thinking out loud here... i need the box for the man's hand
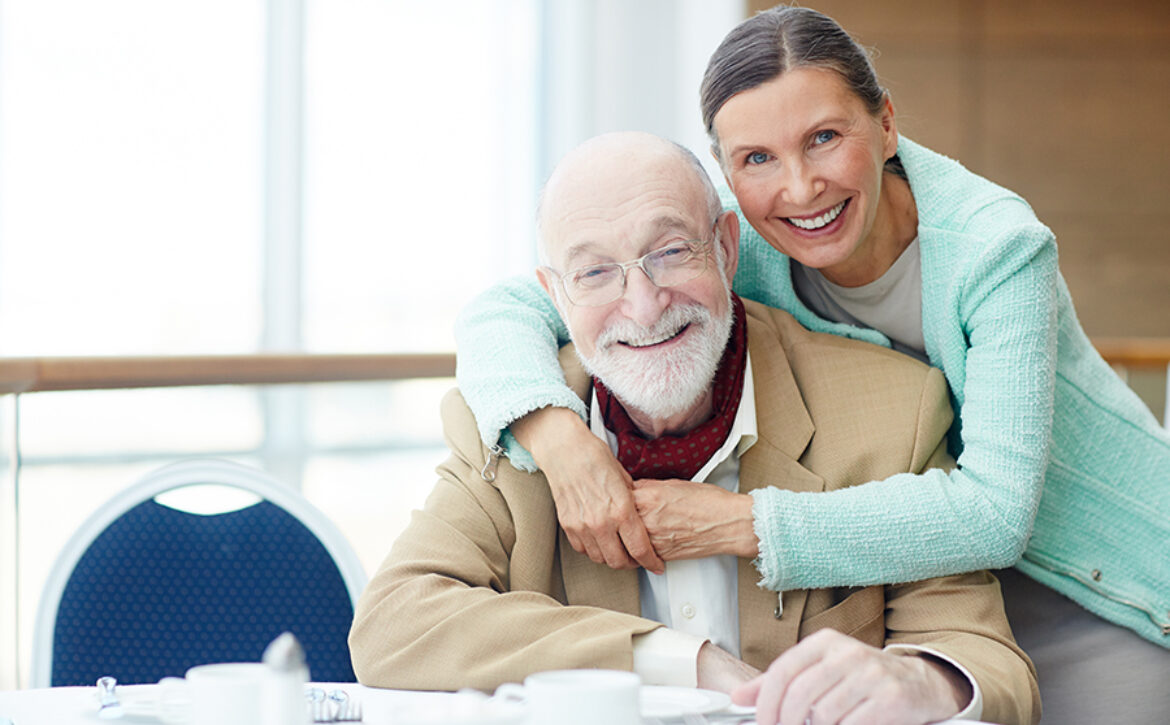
[632,479,758,560]
[732,629,970,725]
[698,642,762,693]
[512,407,665,574]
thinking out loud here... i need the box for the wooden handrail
[0,353,455,395]
[1091,338,1170,370]
[0,338,1166,395]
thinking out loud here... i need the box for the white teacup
[157,662,307,725]
[495,669,641,725]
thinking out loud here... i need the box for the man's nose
[780,160,826,207]
[618,266,670,327]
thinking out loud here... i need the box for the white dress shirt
[587,353,983,720]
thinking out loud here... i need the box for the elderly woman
[454,5,1170,723]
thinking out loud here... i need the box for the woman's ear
[879,95,899,160]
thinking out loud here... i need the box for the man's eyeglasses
[548,231,717,307]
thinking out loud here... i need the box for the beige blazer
[350,300,1039,724]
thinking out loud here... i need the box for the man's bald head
[537,132,722,266]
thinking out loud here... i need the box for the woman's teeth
[786,200,846,230]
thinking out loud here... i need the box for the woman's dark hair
[700,5,902,175]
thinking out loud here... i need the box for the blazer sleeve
[453,275,580,472]
[348,390,661,692]
[883,570,1042,725]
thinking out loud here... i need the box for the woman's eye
[746,151,769,165]
[812,130,837,145]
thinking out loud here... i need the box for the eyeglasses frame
[544,220,723,307]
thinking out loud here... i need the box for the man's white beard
[576,295,734,421]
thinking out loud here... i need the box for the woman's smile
[783,198,849,233]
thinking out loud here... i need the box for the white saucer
[640,686,732,719]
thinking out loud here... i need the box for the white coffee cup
[495,669,641,725]
[157,662,308,725]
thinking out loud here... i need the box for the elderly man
[349,132,1038,725]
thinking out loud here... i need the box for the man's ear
[716,210,740,283]
[535,266,567,319]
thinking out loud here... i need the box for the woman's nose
[780,161,825,207]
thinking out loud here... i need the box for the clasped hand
[513,407,757,572]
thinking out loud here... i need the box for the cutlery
[330,689,363,722]
[95,676,124,720]
[307,686,332,722]
[675,714,753,724]
[337,697,363,722]
[306,688,363,723]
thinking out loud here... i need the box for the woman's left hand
[631,479,758,560]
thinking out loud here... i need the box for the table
[0,682,471,725]
[0,682,998,724]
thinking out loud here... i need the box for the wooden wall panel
[743,1,1170,338]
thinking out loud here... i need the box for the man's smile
[617,322,692,350]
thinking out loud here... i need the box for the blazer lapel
[737,313,825,666]
[559,530,642,616]
[556,347,638,612]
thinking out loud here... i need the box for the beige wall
[745,0,1170,339]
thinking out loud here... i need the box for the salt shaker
[262,631,311,725]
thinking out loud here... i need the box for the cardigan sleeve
[751,218,1058,590]
[453,274,580,471]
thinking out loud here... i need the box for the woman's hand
[631,479,758,560]
[512,407,665,574]
[732,629,970,725]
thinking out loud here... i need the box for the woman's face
[712,67,899,286]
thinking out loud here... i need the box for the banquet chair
[30,458,367,687]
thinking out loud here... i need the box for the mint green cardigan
[454,137,1170,646]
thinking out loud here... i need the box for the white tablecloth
[0,682,1000,724]
[0,682,465,725]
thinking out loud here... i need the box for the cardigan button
[1091,569,1102,581]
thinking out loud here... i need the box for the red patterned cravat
[594,295,747,480]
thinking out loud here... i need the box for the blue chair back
[32,459,367,687]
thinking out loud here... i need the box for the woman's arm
[454,275,664,572]
[454,275,578,468]
[752,224,1058,590]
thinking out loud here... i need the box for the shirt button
[680,603,696,619]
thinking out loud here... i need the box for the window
[0,0,745,688]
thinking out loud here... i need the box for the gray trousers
[996,567,1170,724]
